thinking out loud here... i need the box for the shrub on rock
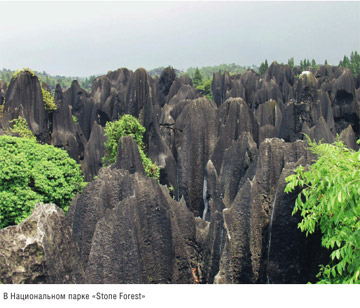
[0,135,85,228]
[103,114,160,180]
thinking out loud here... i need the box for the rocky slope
[0,62,358,283]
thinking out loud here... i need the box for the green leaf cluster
[195,78,213,101]
[339,51,360,77]
[259,60,269,75]
[12,68,35,79]
[288,57,295,68]
[193,68,203,88]
[191,68,213,101]
[300,59,319,71]
[41,85,57,112]
[102,115,160,180]
[8,116,36,140]
[0,135,86,229]
[285,136,360,284]
[72,115,78,123]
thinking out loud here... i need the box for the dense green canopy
[0,135,86,228]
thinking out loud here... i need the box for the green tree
[340,55,351,68]
[285,137,360,284]
[195,78,213,101]
[0,135,86,228]
[349,51,360,76]
[193,67,203,88]
[259,59,269,75]
[288,57,295,68]
[102,114,160,180]
[311,59,319,70]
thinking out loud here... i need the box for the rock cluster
[0,62,359,283]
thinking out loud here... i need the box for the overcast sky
[1,1,359,77]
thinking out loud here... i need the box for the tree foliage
[285,137,360,284]
[259,59,269,75]
[102,114,160,180]
[0,135,86,229]
[186,63,247,80]
[195,78,213,101]
[12,68,35,79]
[8,116,36,140]
[193,68,203,88]
[339,51,360,77]
[41,84,57,112]
[300,58,319,71]
[288,57,295,68]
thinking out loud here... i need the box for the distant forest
[1,51,359,93]
[0,69,96,91]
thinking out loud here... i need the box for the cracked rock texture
[0,203,83,284]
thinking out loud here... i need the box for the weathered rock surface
[82,121,107,181]
[265,162,328,284]
[68,167,198,284]
[66,137,199,283]
[2,62,359,285]
[51,84,83,161]
[219,132,258,207]
[0,203,83,284]
[174,97,218,217]
[211,97,259,174]
[2,71,50,142]
[215,138,320,283]
[0,80,7,106]
[63,80,96,141]
[112,135,145,175]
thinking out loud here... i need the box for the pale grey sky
[1,1,359,77]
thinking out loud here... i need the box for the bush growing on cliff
[102,114,160,180]
[8,116,36,140]
[285,137,360,284]
[41,84,57,112]
[12,68,35,79]
[0,135,86,229]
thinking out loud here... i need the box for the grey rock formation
[51,84,82,161]
[0,203,83,284]
[0,80,6,105]
[82,121,107,181]
[63,80,96,140]
[2,63,359,285]
[68,167,198,284]
[156,66,177,107]
[197,161,227,283]
[219,132,258,207]
[215,138,317,283]
[174,97,218,216]
[2,71,50,142]
[302,116,335,144]
[211,97,259,174]
[265,161,328,283]
[112,135,145,175]
[331,69,358,134]
[339,124,359,150]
